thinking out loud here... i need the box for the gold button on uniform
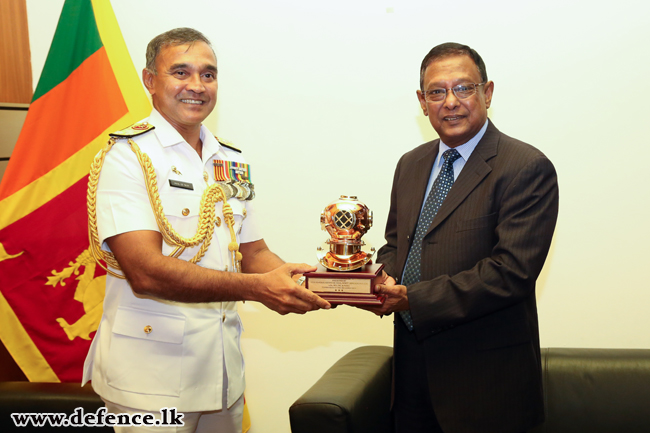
[203,171,209,182]
[182,208,190,216]
[144,325,153,334]
[222,313,226,322]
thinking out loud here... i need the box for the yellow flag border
[0,291,60,382]
[0,0,150,381]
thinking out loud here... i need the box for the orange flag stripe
[0,46,127,200]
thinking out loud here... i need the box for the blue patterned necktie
[399,148,462,331]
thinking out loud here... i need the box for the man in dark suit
[361,43,558,433]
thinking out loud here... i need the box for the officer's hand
[257,263,330,315]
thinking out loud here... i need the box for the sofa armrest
[289,345,393,433]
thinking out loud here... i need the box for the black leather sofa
[289,346,650,433]
[0,382,111,432]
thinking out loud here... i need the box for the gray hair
[145,27,214,74]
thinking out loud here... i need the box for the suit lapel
[405,141,439,239]
[425,121,500,236]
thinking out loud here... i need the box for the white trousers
[101,361,243,433]
[102,395,244,433]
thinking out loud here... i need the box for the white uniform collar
[149,109,221,160]
[199,125,220,161]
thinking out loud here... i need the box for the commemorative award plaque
[304,195,385,305]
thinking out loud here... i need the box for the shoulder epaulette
[216,136,242,153]
[109,121,155,138]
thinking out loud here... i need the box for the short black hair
[146,28,214,74]
[419,43,487,90]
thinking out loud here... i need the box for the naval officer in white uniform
[83,27,330,433]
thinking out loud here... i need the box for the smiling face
[143,41,217,134]
[417,54,493,148]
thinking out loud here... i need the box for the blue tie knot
[443,148,461,166]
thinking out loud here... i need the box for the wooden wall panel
[0,103,29,184]
[0,0,31,379]
[0,0,33,104]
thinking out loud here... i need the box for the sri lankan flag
[0,0,149,382]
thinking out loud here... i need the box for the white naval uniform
[82,109,261,413]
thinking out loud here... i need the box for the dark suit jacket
[377,120,558,433]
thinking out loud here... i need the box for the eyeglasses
[422,83,485,103]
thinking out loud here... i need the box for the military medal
[213,160,251,182]
[213,160,255,200]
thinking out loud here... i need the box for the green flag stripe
[32,0,103,102]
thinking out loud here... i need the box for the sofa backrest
[289,346,650,433]
[529,348,650,433]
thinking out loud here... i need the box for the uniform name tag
[169,180,193,190]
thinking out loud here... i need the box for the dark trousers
[393,315,445,433]
[393,316,527,433]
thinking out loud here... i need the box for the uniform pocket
[106,307,185,397]
[162,190,202,218]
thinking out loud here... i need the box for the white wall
[26,0,650,431]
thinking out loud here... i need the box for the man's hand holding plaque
[304,195,386,305]
[357,274,414,316]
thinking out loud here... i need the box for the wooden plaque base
[304,263,385,305]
